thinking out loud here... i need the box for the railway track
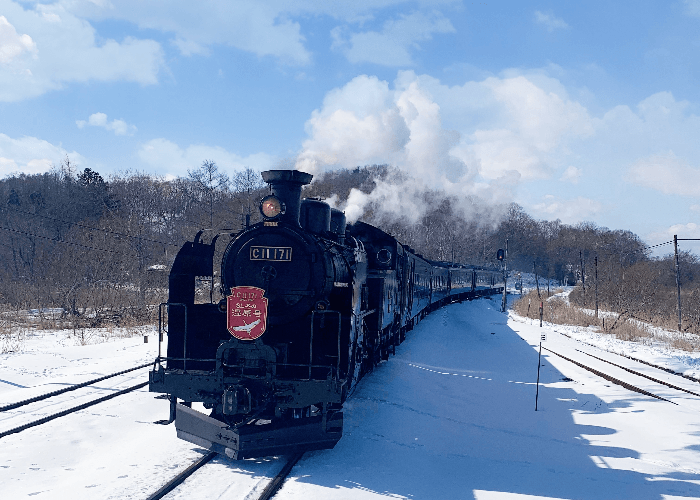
[541,343,700,408]
[145,450,305,500]
[553,327,700,384]
[0,363,151,439]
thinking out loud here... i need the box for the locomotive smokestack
[261,170,313,227]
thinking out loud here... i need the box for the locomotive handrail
[154,358,337,379]
[159,302,189,372]
[311,310,342,379]
[219,360,337,381]
[155,357,218,364]
[219,361,336,371]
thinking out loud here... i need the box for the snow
[3,297,700,499]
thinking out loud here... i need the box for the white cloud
[1,1,463,100]
[534,11,569,32]
[63,0,460,63]
[61,0,311,65]
[530,194,603,224]
[297,71,594,182]
[0,2,164,101]
[684,0,700,17]
[76,112,137,136]
[654,223,700,239]
[628,153,700,196]
[0,133,84,176]
[137,138,276,178]
[331,11,455,66]
[560,166,581,184]
[432,72,594,180]
[596,92,700,156]
[0,15,37,64]
[295,75,409,174]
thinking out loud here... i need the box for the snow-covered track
[257,451,305,500]
[144,451,303,500]
[0,362,152,412]
[575,348,700,398]
[542,346,677,404]
[144,451,217,500]
[0,380,148,439]
[554,328,700,384]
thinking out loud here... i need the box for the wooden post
[535,339,543,411]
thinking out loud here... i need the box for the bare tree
[232,167,265,226]
[188,160,229,227]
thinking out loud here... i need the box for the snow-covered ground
[3,297,700,499]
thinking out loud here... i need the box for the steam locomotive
[149,169,504,459]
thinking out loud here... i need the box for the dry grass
[0,303,151,352]
[0,309,27,353]
[512,290,678,347]
[513,291,599,328]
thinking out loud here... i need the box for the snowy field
[3,297,700,499]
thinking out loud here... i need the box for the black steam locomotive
[149,169,503,459]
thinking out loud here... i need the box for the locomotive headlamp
[260,195,285,219]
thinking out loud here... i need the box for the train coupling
[174,403,343,459]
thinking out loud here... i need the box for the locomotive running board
[174,403,342,460]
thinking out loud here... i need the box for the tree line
[1,161,697,333]
[0,158,266,327]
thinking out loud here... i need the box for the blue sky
[1,0,700,254]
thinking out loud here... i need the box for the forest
[1,159,698,335]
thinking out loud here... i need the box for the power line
[3,206,180,248]
[0,225,137,256]
[644,240,673,250]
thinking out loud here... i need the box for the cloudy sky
[1,0,700,252]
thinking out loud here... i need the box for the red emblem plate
[227,286,268,340]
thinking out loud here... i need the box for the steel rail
[257,451,305,500]
[542,347,677,404]
[0,362,152,412]
[0,381,148,440]
[144,451,218,500]
[143,451,304,500]
[552,327,700,384]
[576,349,700,398]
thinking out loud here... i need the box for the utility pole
[580,250,585,305]
[674,235,682,331]
[501,239,508,313]
[594,255,599,318]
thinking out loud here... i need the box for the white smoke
[294,72,520,224]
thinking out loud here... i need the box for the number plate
[250,246,292,261]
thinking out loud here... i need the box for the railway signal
[497,241,508,312]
